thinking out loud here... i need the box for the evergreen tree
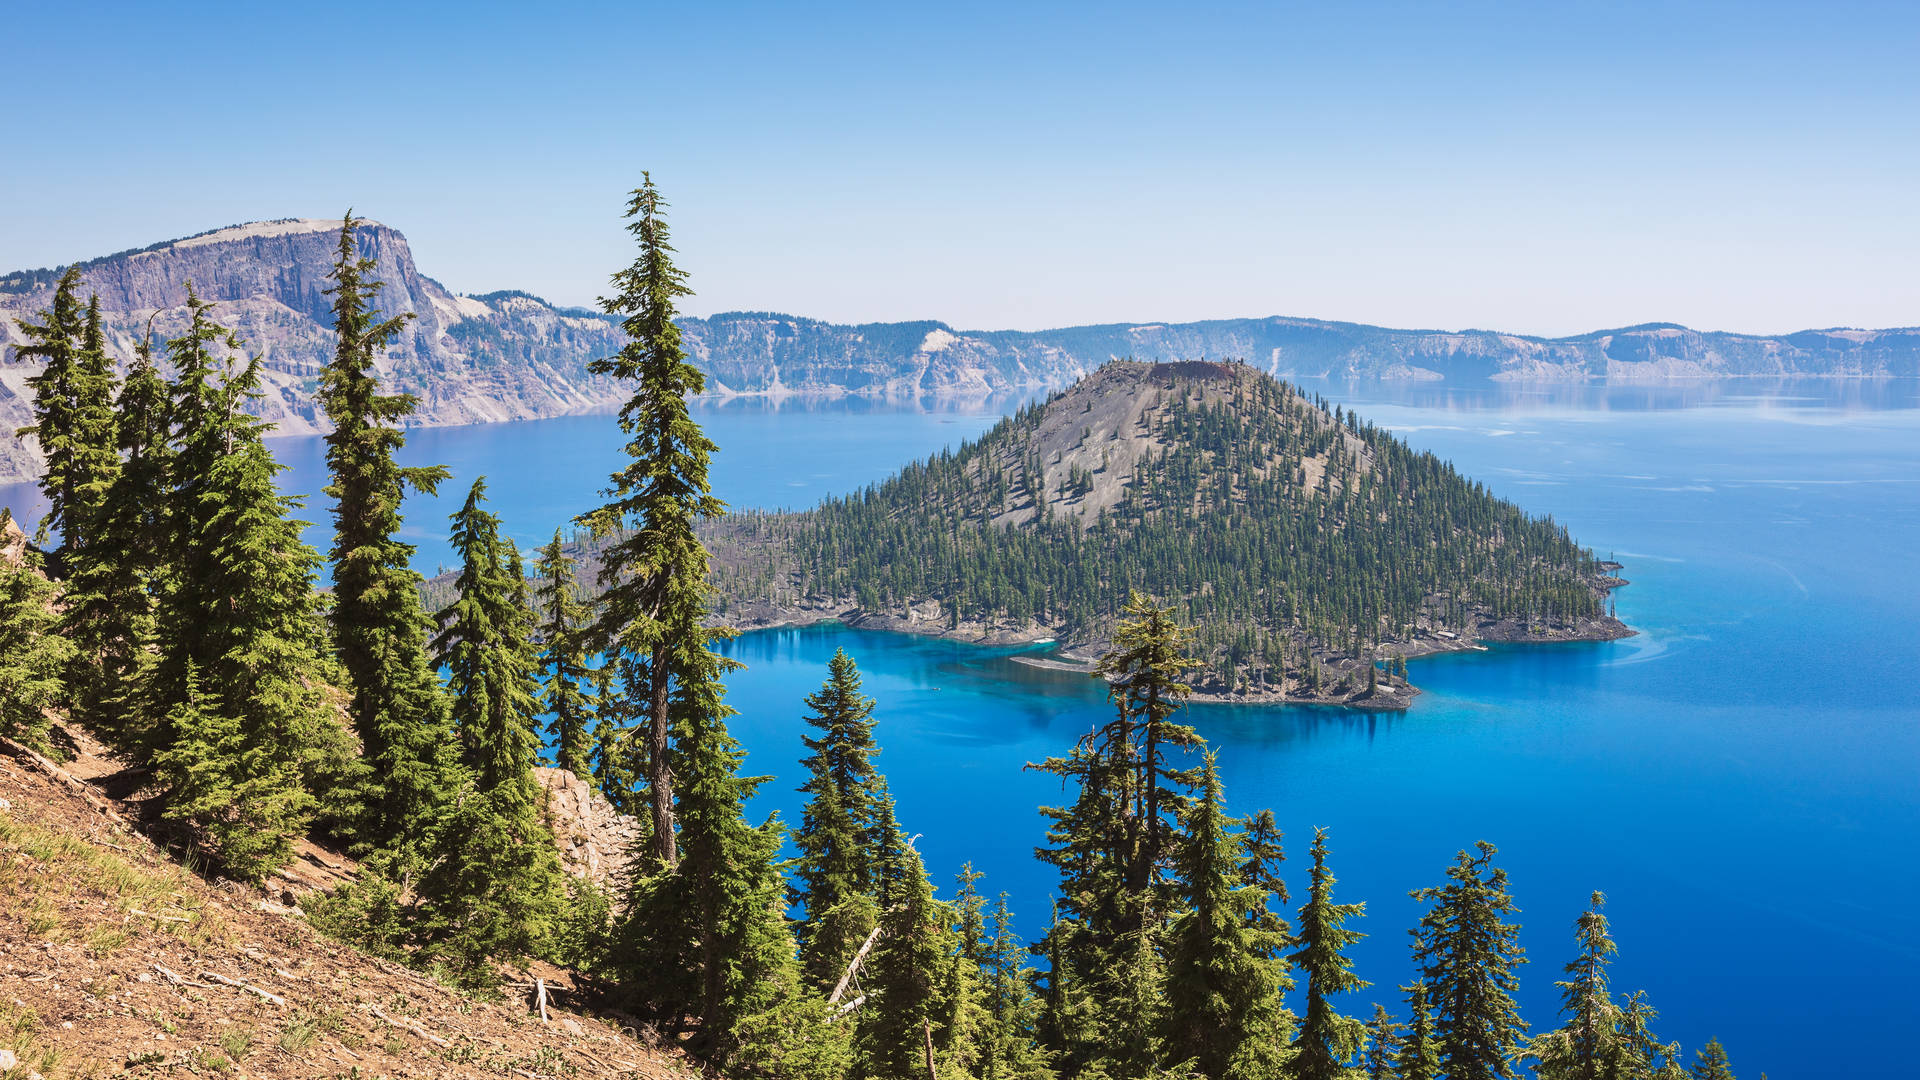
[1162,754,1290,1080]
[616,644,798,1065]
[1408,843,1528,1080]
[155,294,346,881]
[414,779,567,987]
[535,529,594,777]
[0,534,73,750]
[1527,892,1622,1080]
[72,325,167,744]
[1689,1040,1735,1080]
[433,479,543,790]
[1361,1005,1402,1080]
[980,893,1055,1080]
[50,296,123,727]
[13,268,85,553]
[1616,992,1685,1080]
[1395,985,1440,1080]
[855,842,952,1080]
[1288,828,1368,1080]
[153,663,307,881]
[577,174,727,869]
[419,479,565,983]
[1032,591,1203,1074]
[793,647,886,991]
[319,214,455,863]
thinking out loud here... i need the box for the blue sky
[5,1,1916,335]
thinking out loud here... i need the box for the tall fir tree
[155,293,348,880]
[577,174,727,869]
[1288,828,1369,1080]
[535,528,595,777]
[1616,992,1686,1080]
[619,649,804,1064]
[1032,591,1204,1075]
[793,647,886,991]
[418,479,566,982]
[319,214,455,864]
[433,480,543,790]
[72,325,167,744]
[1408,843,1528,1080]
[855,841,953,1080]
[13,268,86,554]
[1527,892,1623,1080]
[49,296,123,692]
[1162,753,1291,1080]
[1396,984,1440,1080]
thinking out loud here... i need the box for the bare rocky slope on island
[5,216,1917,484]
[702,360,1631,708]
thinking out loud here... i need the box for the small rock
[0,1049,17,1070]
[0,796,11,811]
[561,1017,583,1036]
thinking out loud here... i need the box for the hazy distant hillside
[4,217,1915,483]
[680,311,1920,394]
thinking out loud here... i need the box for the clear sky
[5,1,1915,335]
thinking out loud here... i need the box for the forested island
[701,360,1631,706]
[0,184,1745,1080]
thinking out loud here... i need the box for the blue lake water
[3,379,1915,1077]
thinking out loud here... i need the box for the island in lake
[697,360,1632,707]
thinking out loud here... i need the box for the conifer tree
[1288,828,1368,1080]
[577,174,727,869]
[419,479,566,983]
[319,214,455,862]
[855,842,952,1080]
[1396,985,1440,1080]
[620,654,801,1062]
[1162,754,1290,1080]
[433,480,543,790]
[1689,1040,1735,1080]
[72,326,166,743]
[64,295,120,551]
[794,647,886,990]
[153,659,314,880]
[14,268,86,554]
[156,295,346,881]
[1408,843,1528,1080]
[0,534,72,750]
[1032,591,1204,1076]
[1527,892,1622,1080]
[1362,1005,1402,1080]
[980,893,1055,1080]
[1616,992,1685,1080]
[535,529,594,777]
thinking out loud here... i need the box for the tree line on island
[0,180,1745,1079]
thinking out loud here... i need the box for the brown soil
[0,727,697,1080]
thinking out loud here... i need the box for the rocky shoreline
[711,568,1634,712]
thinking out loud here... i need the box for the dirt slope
[0,729,693,1080]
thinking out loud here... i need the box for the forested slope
[707,360,1629,703]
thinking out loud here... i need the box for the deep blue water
[3,380,1915,1078]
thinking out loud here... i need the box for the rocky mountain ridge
[4,217,1915,484]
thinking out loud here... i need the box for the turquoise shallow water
[4,379,1915,1077]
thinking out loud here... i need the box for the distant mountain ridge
[3,217,1915,483]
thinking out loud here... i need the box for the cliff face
[4,217,1915,484]
[0,219,630,482]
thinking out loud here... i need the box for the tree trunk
[648,641,676,867]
